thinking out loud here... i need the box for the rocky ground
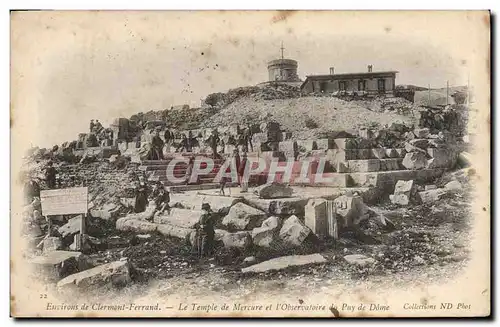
[48,180,471,303]
[204,96,418,139]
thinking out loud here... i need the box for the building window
[358,80,367,91]
[378,79,386,92]
[339,81,347,91]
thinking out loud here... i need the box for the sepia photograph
[10,10,491,318]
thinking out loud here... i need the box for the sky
[11,11,488,148]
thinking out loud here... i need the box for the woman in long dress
[134,176,149,213]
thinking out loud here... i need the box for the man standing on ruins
[193,203,215,258]
[177,134,188,152]
[239,152,249,193]
[164,128,174,153]
[44,161,57,189]
[209,129,220,158]
[94,120,103,133]
[150,130,165,160]
[244,127,253,152]
[232,149,241,186]
[89,119,95,133]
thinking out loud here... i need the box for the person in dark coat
[24,179,40,205]
[153,184,170,215]
[232,149,241,186]
[134,176,149,213]
[176,134,188,152]
[89,120,95,132]
[185,155,196,185]
[192,203,215,258]
[150,130,165,160]
[209,129,220,158]
[44,162,57,189]
[238,152,249,193]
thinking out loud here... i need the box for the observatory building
[267,42,301,82]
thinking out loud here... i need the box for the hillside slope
[202,96,418,137]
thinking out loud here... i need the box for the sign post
[40,187,89,251]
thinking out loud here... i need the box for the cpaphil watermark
[161,156,333,185]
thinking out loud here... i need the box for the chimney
[329,67,335,75]
[368,65,373,73]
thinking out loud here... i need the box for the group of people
[147,124,254,161]
[133,175,171,216]
[132,174,215,258]
[89,119,103,134]
[88,119,114,147]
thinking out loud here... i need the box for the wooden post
[327,200,338,240]
[446,80,449,105]
[428,84,431,105]
[79,213,87,250]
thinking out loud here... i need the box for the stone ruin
[23,108,471,289]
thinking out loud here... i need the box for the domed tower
[267,42,300,82]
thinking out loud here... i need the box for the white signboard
[40,187,88,216]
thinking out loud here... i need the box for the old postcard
[10,10,490,318]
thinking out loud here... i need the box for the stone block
[279,215,312,246]
[389,194,410,206]
[304,198,328,238]
[278,141,298,159]
[241,254,327,273]
[337,162,349,173]
[304,173,348,187]
[413,128,430,138]
[395,148,407,157]
[43,237,63,253]
[457,152,472,168]
[394,180,415,196]
[154,208,201,229]
[371,148,386,159]
[445,180,462,191]
[244,197,308,216]
[30,251,87,281]
[402,152,427,170]
[357,149,373,159]
[157,224,194,240]
[426,148,456,169]
[344,254,376,267]
[90,203,122,221]
[116,217,158,233]
[296,140,317,152]
[57,260,132,291]
[255,183,293,199]
[333,138,357,149]
[222,231,252,249]
[222,202,267,230]
[409,139,430,149]
[127,141,138,149]
[417,189,447,204]
[251,216,281,247]
[333,195,368,227]
[380,158,402,171]
[348,159,381,172]
[384,148,399,158]
[58,215,82,240]
[316,139,334,150]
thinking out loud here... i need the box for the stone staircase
[139,134,451,193]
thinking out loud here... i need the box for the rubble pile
[204,83,301,109]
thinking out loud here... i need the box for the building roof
[301,71,399,89]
